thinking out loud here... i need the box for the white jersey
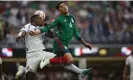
[18,23,56,73]
[126,55,133,78]
[19,23,45,52]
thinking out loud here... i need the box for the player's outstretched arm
[72,15,92,50]
[40,18,60,33]
[80,39,92,50]
[74,25,92,50]
[74,32,92,50]
[123,65,128,80]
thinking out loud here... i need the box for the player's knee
[65,57,74,64]
[68,58,74,64]
[64,53,74,64]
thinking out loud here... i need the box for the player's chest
[129,58,133,65]
[60,17,75,29]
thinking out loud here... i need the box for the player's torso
[127,56,133,75]
[56,14,75,45]
[24,23,45,52]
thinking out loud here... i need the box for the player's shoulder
[23,23,31,28]
[127,55,133,60]
[69,14,75,18]
[57,14,62,19]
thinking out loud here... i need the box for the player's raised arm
[30,18,60,36]
[40,18,60,33]
[16,27,27,42]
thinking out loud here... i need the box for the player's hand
[29,30,36,36]
[16,36,21,43]
[29,30,41,36]
[84,43,92,50]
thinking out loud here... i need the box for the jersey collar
[61,13,70,16]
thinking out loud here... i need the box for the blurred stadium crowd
[0,1,133,48]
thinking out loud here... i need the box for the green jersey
[40,14,81,46]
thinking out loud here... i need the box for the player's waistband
[26,49,47,53]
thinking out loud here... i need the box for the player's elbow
[75,36,81,41]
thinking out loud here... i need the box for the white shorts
[130,75,133,80]
[25,50,56,73]
[130,77,133,80]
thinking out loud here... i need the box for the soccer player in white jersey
[16,14,57,80]
[15,10,46,80]
[123,52,133,80]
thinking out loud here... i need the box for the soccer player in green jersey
[30,2,92,79]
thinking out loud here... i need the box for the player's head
[34,10,45,20]
[30,14,44,26]
[56,2,68,14]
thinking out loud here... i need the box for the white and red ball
[34,10,45,20]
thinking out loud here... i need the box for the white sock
[63,64,83,74]
[17,65,25,75]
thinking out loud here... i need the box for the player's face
[35,16,44,26]
[59,3,68,14]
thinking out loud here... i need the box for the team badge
[71,18,74,23]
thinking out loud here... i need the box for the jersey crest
[71,18,74,23]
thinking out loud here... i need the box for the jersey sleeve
[40,17,60,33]
[20,25,29,32]
[18,26,29,36]
[72,16,81,41]
[126,57,129,65]
[74,25,81,41]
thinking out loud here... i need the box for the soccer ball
[34,10,45,20]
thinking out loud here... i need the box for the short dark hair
[30,14,39,22]
[56,2,64,10]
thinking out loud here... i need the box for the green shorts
[53,38,69,57]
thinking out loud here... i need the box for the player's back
[21,23,45,52]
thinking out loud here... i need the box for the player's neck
[31,22,37,27]
[63,12,69,16]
